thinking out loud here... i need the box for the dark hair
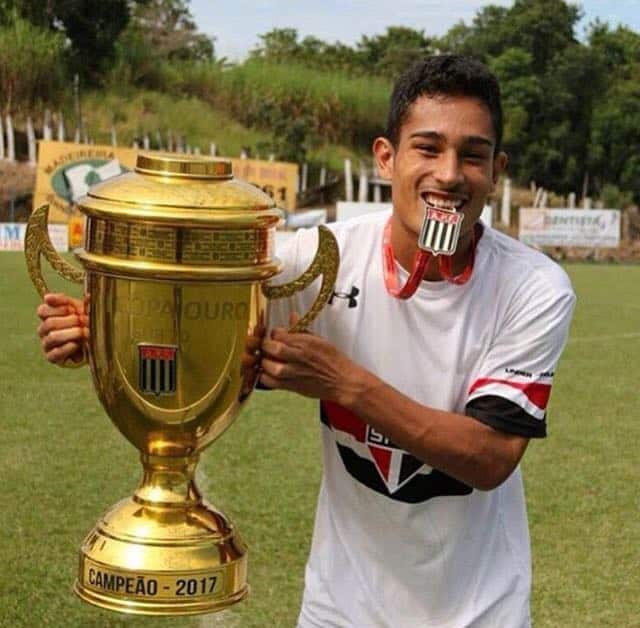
[386,54,503,153]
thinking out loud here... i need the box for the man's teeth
[424,195,464,210]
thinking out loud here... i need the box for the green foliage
[3,0,131,85]
[3,0,639,200]
[599,184,634,209]
[0,15,67,113]
[153,58,390,156]
[251,26,433,78]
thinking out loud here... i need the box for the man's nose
[434,151,464,188]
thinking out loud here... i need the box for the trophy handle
[25,204,87,368]
[262,225,339,332]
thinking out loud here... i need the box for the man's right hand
[37,293,89,365]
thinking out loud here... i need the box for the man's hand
[37,292,89,365]
[260,315,367,406]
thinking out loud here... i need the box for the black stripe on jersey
[465,395,547,438]
[335,443,472,503]
[321,405,472,503]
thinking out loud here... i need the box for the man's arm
[260,328,528,491]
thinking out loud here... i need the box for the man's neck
[390,215,476,282]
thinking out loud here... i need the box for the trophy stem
[73,452,248,615]
[134,453,202,508]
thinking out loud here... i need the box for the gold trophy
[24,154,339,616]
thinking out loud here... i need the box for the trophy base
[74,495,248,616]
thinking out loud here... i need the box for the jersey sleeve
[465,268,576,438]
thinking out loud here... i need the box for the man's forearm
[338,367,528,491]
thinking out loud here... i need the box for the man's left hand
[259,317,366,406]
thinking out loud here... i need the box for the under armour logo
[329,285,359,308]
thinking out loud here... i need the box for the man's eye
[416,144,438,154]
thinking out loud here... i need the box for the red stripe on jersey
[322,401,367,442]
[369,446,391,481]
[469,378,552,411]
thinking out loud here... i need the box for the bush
[153,59,390,155]
[0,16,67,113]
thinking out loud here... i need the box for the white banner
[519,208,620,248]
[0,223,69,252]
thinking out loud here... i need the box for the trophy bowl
[24,153,338,616]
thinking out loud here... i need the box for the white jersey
[268,211,575,628]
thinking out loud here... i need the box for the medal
[382,206,480,299]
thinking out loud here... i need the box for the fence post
[5,114,15,162]
[194,146,201,155]
[301,163,308,192]
[0,115,5,160]
[540,190,548,208]
[111,125,117,147]
[74,127,81,143]
[210,142,217,156]
[43,109,52,141]
[568,192,576,209]
[358,163,368,202]
[57,111,65,141]
[167,130,173,152]
[344,158,353,201]
[143,134,150,150]
[27,117,36,165]
[155,131,163,150]
[500,177,511,226]
[319,166,326,186]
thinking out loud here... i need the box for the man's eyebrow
[409,131,443,141]
[409,131,494,148]
[465,135,494,148]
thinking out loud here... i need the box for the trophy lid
[77,153,281,227]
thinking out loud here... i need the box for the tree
[355,27,434,76]
[131,0,214,62]
[251,28,300,62]
[2,0,131,84]
[0,15,67,113]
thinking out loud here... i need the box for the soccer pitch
[1,252,638,627]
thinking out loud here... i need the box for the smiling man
[36,55,576,628]
[260,55,576,627]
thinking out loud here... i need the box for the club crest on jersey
[138,344,177,396]
[366,426,424,494]
[418,207,464,256]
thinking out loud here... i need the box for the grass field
[1,252,639,627]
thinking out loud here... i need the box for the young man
[39,56,574,627]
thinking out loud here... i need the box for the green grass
[1,254,639,627]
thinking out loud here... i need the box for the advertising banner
[519,208,621,248]
[0,223,68,252]
[34,141,299,223]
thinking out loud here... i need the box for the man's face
[375,94,507,241]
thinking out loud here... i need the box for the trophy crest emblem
[138,344,178,396]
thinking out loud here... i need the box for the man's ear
[373,137,395,180]
[491,151,508,190]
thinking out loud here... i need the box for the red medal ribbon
[382,218,481,299]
